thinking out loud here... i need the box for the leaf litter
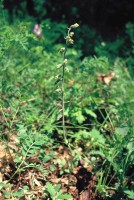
[0,137,97,199]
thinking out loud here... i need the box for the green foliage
[32,0,47,19]
[124,190,134,200]
[0,5,134,199]
[45,182,72,200]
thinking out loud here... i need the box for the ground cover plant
[0,1,134,199]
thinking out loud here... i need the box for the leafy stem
[8,141,36,182]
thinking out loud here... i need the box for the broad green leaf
[90,129,105,144]
[90,150,105,158]
[84,108,97,118]
[46,182,55,197]
[13,190,24,197]
[124,190,134,199]
[54,184,61,191]
[115,127,129,137]
[58,193,73,199]
[72,110,85,124]
[0,182,8,190]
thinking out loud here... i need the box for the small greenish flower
[57,114,62,120]
[59,47,65,53]
[70,23,79,29]
[63,59,68,64]
[55,74,60,79]
[56,88,62,92]
[101,42,106,47]
[65,67,69,72]
[65,36,74,44]
[68,38,74,44]
[56,64,62,69]
[69,32,74,37]
[55,75,59,79]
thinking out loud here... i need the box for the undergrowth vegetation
[0,1,134,199]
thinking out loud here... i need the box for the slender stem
[62,27,71,143]
[62,62,66,142]
[61,27,74,190]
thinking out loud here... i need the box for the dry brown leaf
[97,74,105,83]
[0,143,6,159]
[68,79,74,87]
[97,72,115,85]
[60,177,69,185]
[8,142,19,151]
[0,192,4,200]
[51,177,61,184]
[33,176,42,187]
[0,172,3,182]
[73,166,81,175]
[79,189,91,200]
[103,72,115,85]
[10,134,19,143]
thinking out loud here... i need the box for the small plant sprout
[55,23,79,144]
